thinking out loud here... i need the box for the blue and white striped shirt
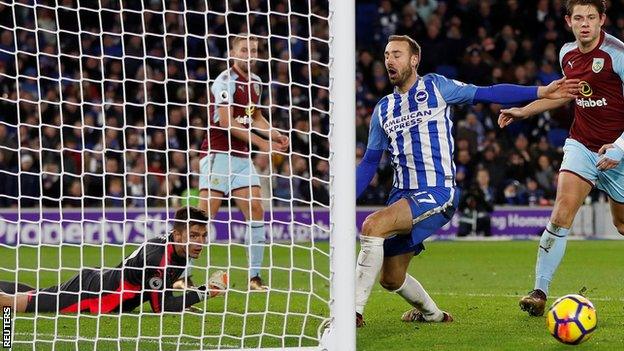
[367,73,477,189]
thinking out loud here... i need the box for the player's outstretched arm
[433,74,578,109]
[498,98,572,128]
[596,133,624,170]
[156,271,228,312]
[473,78,579,105]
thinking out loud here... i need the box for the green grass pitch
[1,240,623,350]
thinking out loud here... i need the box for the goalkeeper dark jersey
[23,235,201,314]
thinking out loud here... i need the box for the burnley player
[354,35,579,327]
[498,0,624,316]
[0,207,228,314]
[199,34,289,290]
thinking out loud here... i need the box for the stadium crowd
[0,0,623,210]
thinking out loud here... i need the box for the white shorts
[199,153,261,195]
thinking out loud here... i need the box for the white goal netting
[0,0,351,349]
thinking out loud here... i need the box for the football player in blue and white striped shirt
[354,35,579,327]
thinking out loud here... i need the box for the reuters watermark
[2,306,10,349]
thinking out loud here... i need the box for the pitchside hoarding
[0,207,596,245]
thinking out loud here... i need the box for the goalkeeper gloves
[195,270,228,301]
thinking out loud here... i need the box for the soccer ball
[546,294,597,345]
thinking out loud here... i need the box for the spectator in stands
[523,178,548,207]
[535,154,556,196]
[457,170,494,237]
[505,151,531,185]
[274,162,292,205]
[127,173,146,208]
[412,0,438,23]
[503,180,525,206]
[459,47,492,86]
[41,163,61,208]
[476,168,496,207]
[513,134,532,164]
[63,180,82,208]
[455,149,474,189]
[377,0,398,43]
[0,150,17,208]
[19,154,40,208]
[106,177,125,208]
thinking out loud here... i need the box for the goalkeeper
[0,207,227,314]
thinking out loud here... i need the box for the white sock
[355,236,384,315]
[394,274,443,322]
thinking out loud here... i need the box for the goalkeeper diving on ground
[0,207,227,314]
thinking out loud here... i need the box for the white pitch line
[430,291,624,302]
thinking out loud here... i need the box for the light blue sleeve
[366,102,389,151]
[559,42,576,72]
[211,74,236,104]
[428,73,478,105]
[608,49,624,83]
[601,35,624,83]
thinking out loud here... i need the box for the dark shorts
[25,269,101,313]
[383,186,459,257]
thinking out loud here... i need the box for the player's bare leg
[379,252,452,324]
[199,189,225,218]
[232,186,267,290]
[0,292,28,312]
[609,199,624,236]
[355,198,413,327]
[520,171,592,316]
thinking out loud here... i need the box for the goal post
[326,0,356,350]
[0,0,355,350]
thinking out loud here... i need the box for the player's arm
[217,106,274,152]
[251,109,289,152]
[432,74,578,107]
[356,102,388,198]
[596,132,624,171]
[473,77,579,104]
[596,46,624,170]
[497,98,572,128]
[430,73,578,126]
[151,273,228,313]
[157,289,202,312]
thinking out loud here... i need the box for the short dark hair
[566,0,606,15]
[172,207,208,231]
[230,34,259,49]
[387,35,421,56]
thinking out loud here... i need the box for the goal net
[0,0,354,349]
